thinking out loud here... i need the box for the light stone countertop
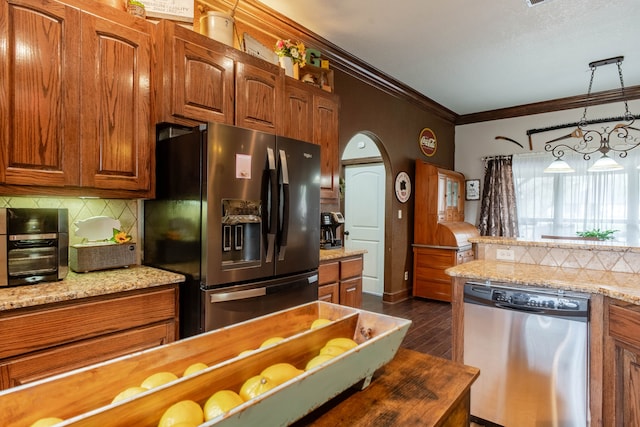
[469,236,640,253]
[0,265,185,311]
[446,260,640,304]
[320,248,367,261]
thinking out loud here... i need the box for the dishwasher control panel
[464,281,590,320]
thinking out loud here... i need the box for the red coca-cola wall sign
[418,128,437,157]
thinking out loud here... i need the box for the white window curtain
[512,151,640,245]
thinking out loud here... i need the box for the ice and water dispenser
[221,199,261,267]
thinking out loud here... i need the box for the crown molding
[201,1,640,127]
[455,85,640,125]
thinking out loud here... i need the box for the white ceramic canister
[200,11,235,47]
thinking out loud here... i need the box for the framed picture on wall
[465,179,481,201]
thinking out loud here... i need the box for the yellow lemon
[157,400,203,427]
[238,349,255,357]
[325,337,358,351]
[30,418,63,427]
[259,336,284,348]
[319,345,347,357]
[182,362,208,377]
[310,318,332,329]
[203,390,245,420]
[239,375,277,401]
[140,371,179,389]
[305,354,335,371]
[112,386,147,403]
[260,362,303,386]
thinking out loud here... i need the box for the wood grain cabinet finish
[0,0,154,196]
[413,246,473,302]
[319,255,363,308]
[155,21,234,126]
[603,299,640,427]
[235,59,282,133]
[282,79,314,142]
[313,94,340,202]
[0,285,178,390]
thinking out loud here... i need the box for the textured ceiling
[258,0,640,115]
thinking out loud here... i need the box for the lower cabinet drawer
[0,287,177,359]
[0,322,175,390]
[340,257,363,280]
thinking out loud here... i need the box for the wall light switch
[398,209,402,219]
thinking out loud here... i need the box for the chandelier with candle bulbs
[544,56,640,173]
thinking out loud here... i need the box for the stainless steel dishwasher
[463,281,590,427]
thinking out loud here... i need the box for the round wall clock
[395,171,411,203]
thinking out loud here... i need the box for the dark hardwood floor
[361,293,452,360]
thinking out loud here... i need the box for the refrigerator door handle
[278,149,290,260]
[266,147,277,263]
[209,287,267,302]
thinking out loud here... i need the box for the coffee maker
[320,212,345,249]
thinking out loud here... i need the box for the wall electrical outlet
[496,249,515,261]
[404,271,409,280]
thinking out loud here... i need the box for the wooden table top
[292,347,480,426]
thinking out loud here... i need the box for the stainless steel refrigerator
[144,123,321,337]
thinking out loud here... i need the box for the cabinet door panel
[313,94,339,201]
[282,81,313,142]
[235,61,281,133]
[0,0,81,186]
[340,276,362,308]
[318,282,339,304]
[172,34,234,123]
[80,13,152,191]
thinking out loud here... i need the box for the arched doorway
[342,133,386,296]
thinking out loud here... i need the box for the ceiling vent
[526,0,550,6]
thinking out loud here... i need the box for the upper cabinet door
[79,11,153,192]
[157,22,234,125]
[282,80,313,142]
[313,93,340,201]
[0,0,81,186]
[235,61,282,133]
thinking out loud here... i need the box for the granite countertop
[446,260,640,304]
[0,266,185,311]
[469,236,640,252]
[320,248,367,261]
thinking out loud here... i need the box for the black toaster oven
[0,208,69,286]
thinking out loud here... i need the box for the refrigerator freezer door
[202,270,319,331]
[274,136,321,276]
[205,124,276,286]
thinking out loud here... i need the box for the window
[512,151,640,245]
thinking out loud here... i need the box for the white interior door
[344,163,385,295]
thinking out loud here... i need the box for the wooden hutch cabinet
[412,160,479,302]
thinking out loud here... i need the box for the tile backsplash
[0,196,139,246]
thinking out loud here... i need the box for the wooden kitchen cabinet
[313,93,340,202]
[235,56,283,133]
[412,246,474,302]
[603,298,640,427]
[319,255,363,308]
[0,285,178,390]
[155,20,235,126]
[282,79,314,142]
[0,0,154,197]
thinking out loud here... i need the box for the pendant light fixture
[543,56,640,173]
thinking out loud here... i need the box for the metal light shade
[587,154,624,172]
[543,158,575,174]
